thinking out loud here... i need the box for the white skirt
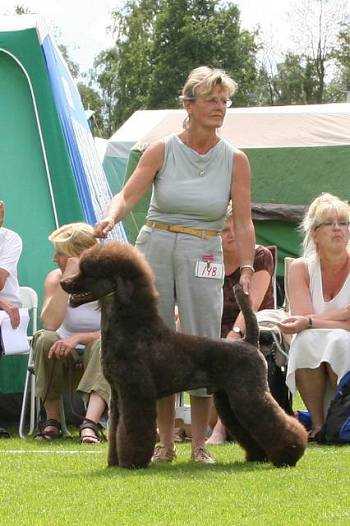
[286,328,350,395]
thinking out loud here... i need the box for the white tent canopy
[107,103,350,155]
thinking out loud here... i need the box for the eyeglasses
[315,220,350,230]
[184,96,232,108]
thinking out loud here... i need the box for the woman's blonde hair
[301,193,350,258]
[181,66,237,101]
[49,222,97,257]
[180,66,237,129]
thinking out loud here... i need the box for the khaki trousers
[33,329,110,405]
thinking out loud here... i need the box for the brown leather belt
[145,220,219,240]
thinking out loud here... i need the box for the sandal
[79,418,105,444]
[307,428,322,442]
[0,426,10,439]
[36,419,62,441]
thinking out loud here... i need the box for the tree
[285,0,347,103]
[333,21,350,95]
[256,0,349,105]
[147,0,259,108]
[93,0,260,131]
[14,4,31,14]
[105,0,159,128]
[77,82,105,136]
[58,44,80,79]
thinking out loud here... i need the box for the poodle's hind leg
[107,388,119,467]
[214,390,268,463]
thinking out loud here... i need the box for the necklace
[179,133,219,177]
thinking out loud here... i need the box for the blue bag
[317,370,350,444]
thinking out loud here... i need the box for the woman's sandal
[307,428,322,442]
[0,426,10,439]
[36,419,62,441]
[79,418,106,444]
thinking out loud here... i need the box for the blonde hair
[181,66,237,101]
[301,193,350,258]
[180,66,237,129]
[49,222,97,257]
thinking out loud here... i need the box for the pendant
[199,169,205,177]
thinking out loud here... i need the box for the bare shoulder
[139,140,165,169]
[233,148,250,175]
[289,258,309,280]
[234,148,249,163]
[44,268,62,288]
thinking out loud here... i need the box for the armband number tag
[195,261,224,279]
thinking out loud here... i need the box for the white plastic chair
[18,287,69,438]
[17,287,37,438]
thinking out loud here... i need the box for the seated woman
[206,206,274,444]
[33,223,110,443]
[280,193,350,440]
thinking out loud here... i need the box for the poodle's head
[61,241,158,308]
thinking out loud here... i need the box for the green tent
[0,17,125,397]
[114,104,350,276]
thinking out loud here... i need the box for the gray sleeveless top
[147,134,236,230]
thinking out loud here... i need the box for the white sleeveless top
[57,301,101,339]
[307,257,350,314]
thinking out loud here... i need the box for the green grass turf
[0,431,349,526]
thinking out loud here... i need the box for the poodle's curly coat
[61,241,307,469]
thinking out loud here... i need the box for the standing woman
[95,66,255,463]
[280,193,350,439]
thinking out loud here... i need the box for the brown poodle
[61,241,307,469]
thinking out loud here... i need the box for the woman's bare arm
[41,269,68,330]
[231,150,255,295]
[94,141,164,237]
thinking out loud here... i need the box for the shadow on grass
[59,457,277,481]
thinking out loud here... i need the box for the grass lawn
[0,431,349,526]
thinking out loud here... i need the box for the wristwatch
[232,326,243,338]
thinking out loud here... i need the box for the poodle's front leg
[107,388,119,467]
[117,392,157,469]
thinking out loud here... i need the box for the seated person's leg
[206,402,227,445]
[295,365,327,438]
[33,329,69,439]
[77,340,109,443]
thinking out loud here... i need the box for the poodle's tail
[233,284,259,347]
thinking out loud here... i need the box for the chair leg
[19,367,32,439]
[19,347,38,438]
[59,397,71,437]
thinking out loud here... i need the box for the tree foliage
[258,0,349,106]
[94,0,260,132]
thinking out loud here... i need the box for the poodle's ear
[116,276,134,305]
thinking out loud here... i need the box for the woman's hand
[48,334,82,360]
[226,330,243,342]
[0,299,20,329]
[278,315,310,334]
[94,216,115,238]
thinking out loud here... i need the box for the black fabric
[317,371,350,444]
[259,330,293,415]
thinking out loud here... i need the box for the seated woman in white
[33,223,110,443]
[280,193,350,439]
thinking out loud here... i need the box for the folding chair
[266,245,278,309]
[18,287,69,438]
